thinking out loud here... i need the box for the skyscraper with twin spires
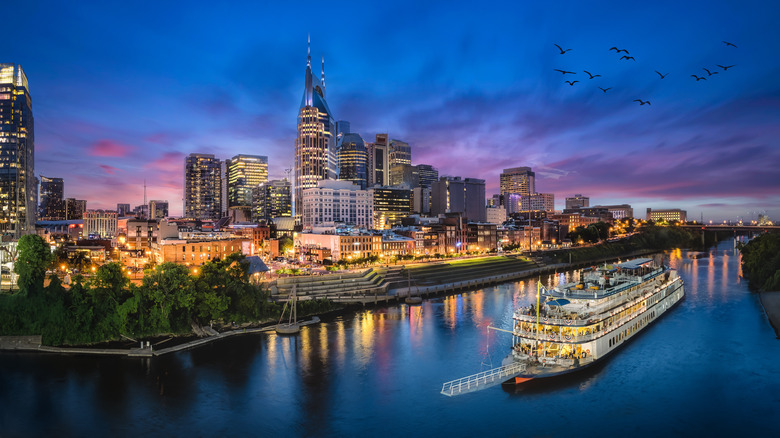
[294,37,336,216]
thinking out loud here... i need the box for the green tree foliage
[550,224,695,264]
[279,236,294,255]
[14,234,53,296]
[0,252,323,346]
[141,263,196,332]
[69,251,91,272]
[738,233,780,291]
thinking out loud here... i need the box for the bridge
[679,224,780,233]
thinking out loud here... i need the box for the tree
[14,234,53,296]
[141,262,196,331]
[279,236,294,256]
[89,262,130,302]
[69,251,91,272]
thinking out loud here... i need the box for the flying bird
[620,56,636,61]
[610,47,629,54]
[554,44,572,54]
[703,67,718,76]
[722,41,737,48]
[634,99,651,106]
[565,80,579,86]
[655,71,669,79]
[717,64,736,71]
[691,75,706,81]
[598,87,612,93]
[554,69,576,75]
[584,70,601,79]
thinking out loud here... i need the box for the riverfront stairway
[271,269,387,301]
[405,256,539,285]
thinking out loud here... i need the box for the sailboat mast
[536,280,541,356]
[292,285,297,324]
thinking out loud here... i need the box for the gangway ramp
[440,362,526,396]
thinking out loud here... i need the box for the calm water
[2,238,779,437]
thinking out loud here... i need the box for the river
[2,238,779,436]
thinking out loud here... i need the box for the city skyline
[4,1,779,222]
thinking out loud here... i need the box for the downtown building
[367,134,389,187]
[65,198,87,220]
[389,139,411,167]
[369,186,412,230]
[227,154,268,221]
[0,64,35,237]
[337,132,368,189]
[83,209,118,239]
[253,178,292,222]
[39,176,65,220]
[149,200,169,220]
[117,203,131,217]
[647,208,687,222]
[565,194,590,210]
[500,166,535,198]
[301,180,373,230]
[294,39,336,216]
[184,153,223,220]
[431,176,486,222]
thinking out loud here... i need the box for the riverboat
[502,257,684,388]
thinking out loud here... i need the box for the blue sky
[5,0,780,222]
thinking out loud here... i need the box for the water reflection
[4,238,780,436]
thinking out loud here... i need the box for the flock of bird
[552,41,739,106]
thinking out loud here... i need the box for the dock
[0,317,321,358]
[440,362,526,396]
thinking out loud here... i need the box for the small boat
[276,285,300,335]
[405,296,422,305]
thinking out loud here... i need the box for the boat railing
[515,276,677,328]
[440,362,527,396]
[514,278,682,343]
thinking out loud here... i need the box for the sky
[4,0,780,222]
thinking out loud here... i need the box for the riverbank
[759,292,780,338]
[0,247,672,356]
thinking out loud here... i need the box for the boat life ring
[581,351,586,358]
[564,334,572,341]
[549,333,555,340]
[543,317,549,322]
[586,349,591,355]
[565,319,572,325]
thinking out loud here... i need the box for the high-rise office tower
[39,176,65,220]
[500,166,535,198]
[184,153,223,220]
[149,200,169,219]
[65,198,87,220]
[253,178,292,222]
[389,139,411,167]
[389,163,418,188]
[367,134,389,187]
[415,164,439,188]
[294,37,335,216]
[227,154,268,211]
[337,133,368,189]
[0,64,35,236]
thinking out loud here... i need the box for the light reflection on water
[2,238,779,436]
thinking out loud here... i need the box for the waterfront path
[0,317,321,358]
